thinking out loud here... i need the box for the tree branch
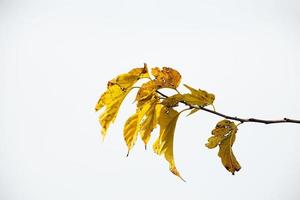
[156,90,300,125]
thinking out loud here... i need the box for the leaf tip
[100,130,107,142]
[179,176,186,182]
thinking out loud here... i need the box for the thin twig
[155,90,300,125]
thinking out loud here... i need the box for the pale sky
[1,0,300,199]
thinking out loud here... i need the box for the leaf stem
[175,88,181,95]
[180,107,193,114]
[155,90,300,125]
[131,86,141,89]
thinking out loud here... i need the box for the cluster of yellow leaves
[124,67,184,179]
[95,64,242,180]
[124,95,161,153]
[136,67,181,106]
[206,120,241,175]
[124,67,182,151]
[96,64,185,180]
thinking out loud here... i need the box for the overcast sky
[1,0,300,200]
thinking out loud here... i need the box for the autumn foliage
[95,64,241,180]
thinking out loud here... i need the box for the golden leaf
[218,133,241,175]
[161,94,184,108]
[139,97,162,147]
[123,113,139,155]
[135,80,157,107]
[97,85,130,136]
[206,136,223,148]
[95,65,149,138]
[151,67,181,89]
[206,120,241,175]
[183,84,215,107]
[153,106,185,181]
[135,66,181,107]
[108,64,149,90]
[182,94,206,106]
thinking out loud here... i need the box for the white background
[1,0,300,199]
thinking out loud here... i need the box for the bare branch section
[156,90,300,125]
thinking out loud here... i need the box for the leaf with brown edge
[218,133,241,175]
[95,65,149,138]
[206,120,241,175]
[153,106,185,181]
[183,84,215,107]
[151,67,181,89]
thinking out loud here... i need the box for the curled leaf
[153,106,185,181]
[152,67,181,89]
[206,120,241,175]
[218,133,241,175]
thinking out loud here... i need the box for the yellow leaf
[139,98,162,147]
[95,65,149,138]
[153,106,185,181]
[206,119,241,175]
[135,80,157,107]
[183,84,215,107]
[151,67,181,89]
[97,85,130,137]
[123,113,139,155]
[108,64,149,90]
[212,120,236,136]
[95,65,149,111]
[205,135,223,148]
[161,94,184,108]
[218,133,241,175]
[182,94,206,106]
[95,84,123,112]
